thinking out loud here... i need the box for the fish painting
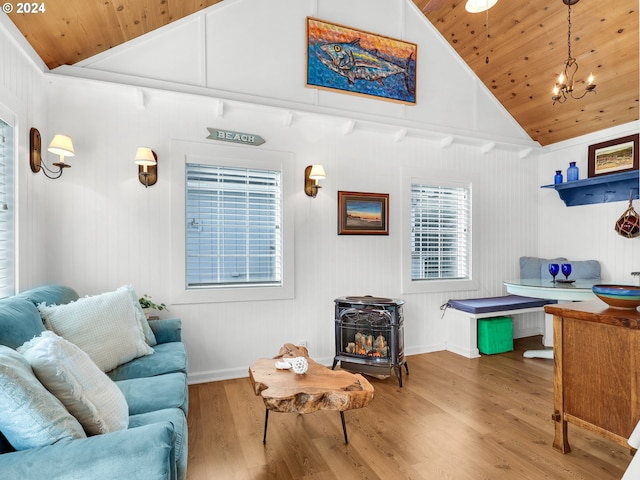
[317,39,414,96]
[307,18,417,104]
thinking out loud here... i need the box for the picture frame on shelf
[338,191,389,235]
[588,133,639,178]
[306,17,417,105]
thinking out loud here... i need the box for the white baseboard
[186,349,446,384]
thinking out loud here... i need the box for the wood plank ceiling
[6,0,639,146]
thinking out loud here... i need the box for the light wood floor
[186,337,632,479]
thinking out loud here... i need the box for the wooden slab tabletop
[545,300,640,328]
[249,357,374,414]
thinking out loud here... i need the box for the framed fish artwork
[306,18,417,105]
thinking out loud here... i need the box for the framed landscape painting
[338,191,389,235]
[588,134,639,178]
[306,17,417,105]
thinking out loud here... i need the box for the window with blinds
[0,118,14,298]
[185,163,282,288]
[410,182,471,281]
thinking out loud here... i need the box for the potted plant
[139,294,168,319]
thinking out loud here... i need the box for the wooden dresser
[545,300,640,453]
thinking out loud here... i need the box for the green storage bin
[478,316,513,355]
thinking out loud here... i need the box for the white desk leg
[523,349,554,359]
[524,304,568,359]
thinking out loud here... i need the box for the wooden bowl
[592,284,640,310]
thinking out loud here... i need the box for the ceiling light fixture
[552,0,596,105]
[464,0,497,13]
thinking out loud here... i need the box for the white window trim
[401,168,478,294]
[171,140,294,304]
[0,103,16,299]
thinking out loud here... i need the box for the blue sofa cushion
[149,319,183,344]
[0,297,44,349]
[107,342,187,381]
[117,372,188,416]
[130,408,187,480]
[17,285,79,307]
[447,295,555,314]
[0,422,177,480]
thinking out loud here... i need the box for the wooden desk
[545,300,640,453]
[249,356,374,444]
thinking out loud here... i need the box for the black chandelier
[551,0,596,105]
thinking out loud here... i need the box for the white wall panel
[205,0,315,102]
[40,72,541,381]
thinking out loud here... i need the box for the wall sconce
[134,147,157,188]
[304,164,326,198]
[29,128,75,179]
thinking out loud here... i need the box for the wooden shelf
[541,170,639,207]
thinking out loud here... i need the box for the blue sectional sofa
[0,285,188,480]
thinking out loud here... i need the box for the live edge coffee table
[249,355,374,444]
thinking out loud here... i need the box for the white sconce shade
[465,0,497,13]
[47,134,75,166]
[308,164,326,180]
[134,147,157,167]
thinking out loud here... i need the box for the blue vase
[554,170,563,184]
[567,162,579,182]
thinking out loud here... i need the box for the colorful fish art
[307,18,417,104]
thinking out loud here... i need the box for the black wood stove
[332,296,408,387]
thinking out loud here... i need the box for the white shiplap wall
[39,74,542,381]
[2,0,555,383]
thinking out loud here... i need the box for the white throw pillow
[38,286,154,372]
[124,285,157,346]
[19,331,129,436]
[0,345,86,450]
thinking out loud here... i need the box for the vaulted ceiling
[6,0,639,146]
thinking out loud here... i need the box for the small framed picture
[338,191,389,235]
[588,134,639,178]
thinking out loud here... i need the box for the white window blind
[411,182,471,281]
[0,118,14,298]
[185,163,282,288]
